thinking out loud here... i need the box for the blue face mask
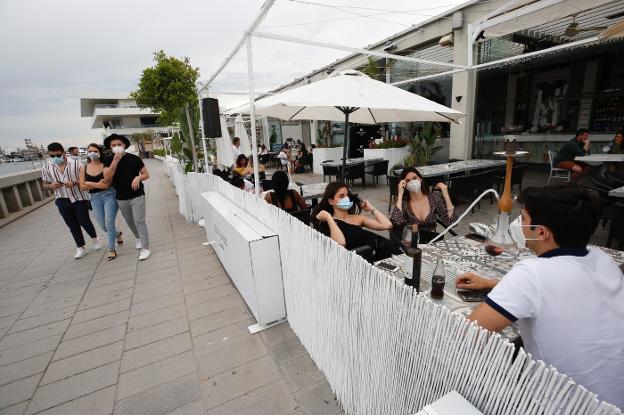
[336,196,353,210]
[52,156,64,165]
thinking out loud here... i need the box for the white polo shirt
[487,246,624,409]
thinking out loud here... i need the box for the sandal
[116,232,123,246]
[107,250,117,260]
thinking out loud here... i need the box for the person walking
[79,143,123,260]
[103,134,151,261]
[41,142,100,259]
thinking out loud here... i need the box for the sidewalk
[0,160,342,415]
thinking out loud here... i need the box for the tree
[131,50,201,172]
[131,130,154,158]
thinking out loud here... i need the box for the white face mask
[111,145,125,154]
[509,215,541,248]
[406,180,421,194]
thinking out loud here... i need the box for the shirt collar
[539,246,589,258]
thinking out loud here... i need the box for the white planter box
[312,146,344,175]
[364,146,410,174]
[202,192,286,332]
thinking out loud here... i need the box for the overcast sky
[0,0,466,151]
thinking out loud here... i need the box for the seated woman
[259,144,268,155]
[233,154,248,175]
[295,143,309,173]
[311,182,399,262]
[608,131,624,172]
[245,156,266,180]
[390,167,458,243]
[277,145,290,172]
[264,170,307,213]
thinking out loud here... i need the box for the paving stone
[78,288,134,311]
[165,401,204,415]
[0,314,20,330]
[184,284,235,307]
[0,335,61,367]
[121,332,192,373]
[0,304,29,319]
[129,293,184,317]
[294,380,342,415]
[190,306,251,338]
[202,355,281,409]
[131,284,182,304]
[21,297,81,319]
[280,355,325,393]
[113,373,201,415]
[90,272,135,289]
[204,380,297,415]
[26,361,119,414]
[183,276,229,295]
[0,401,28,415]
[116,351,196,400]
[124,317,188,351]
[0,352,52,387]
[82,280,135,300]
[30,287,84,306]
[0,320,70,351]
[197,336,268,379]
[258,322,298,348]
[192,319,255,356]
[127,304,186,332]
[63,310,129,340]
[33,386,116,415]
[53,324,126,361]
[266,335,308,365]
[187,293,245,321]
[72,298,131,324]
[42,341,123,384]
[0,293,38,308]
[0,374,41,410]
[8,306,76,334]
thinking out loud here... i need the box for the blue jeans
[90,188,118,250]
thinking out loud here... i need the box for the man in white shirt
[232,137,241,159]
[456,185,624,409]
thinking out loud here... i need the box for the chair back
[290,208,312,226]
[373,160,389,175]
[323,164,339,176]
[388,175,400,197]
[345,162,365,179]
[548,150,557,169]
[448,173,480,204]
[511,164,527,187]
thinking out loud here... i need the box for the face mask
[406,180,421,194]
[87,152,100,160]
[336,196,353,210]
[509,215,541,248]
[111,146,125,154]
[51,156,64,165]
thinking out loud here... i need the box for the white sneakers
[74,247,87,259]
[135,239,142,250]
[138,249,151,261]
[92,238,102,251]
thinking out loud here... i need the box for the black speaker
[201,98,221,138]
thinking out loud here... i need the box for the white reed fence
[163,159,621,415]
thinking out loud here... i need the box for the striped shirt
[41,159,89,203]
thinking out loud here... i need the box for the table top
[609,185,624,198]
[375,236,624,342]
[393,159,506,178]
[321,157,383,167]
[575,154,624,163]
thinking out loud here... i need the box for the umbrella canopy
[215,115,235,168]
[234,115,253,157]
[255,70,464,124]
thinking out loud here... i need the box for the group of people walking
[41,134,151,261]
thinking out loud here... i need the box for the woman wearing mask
[311,182,398,262]
[391,167,457,243]
[79,143,122,260]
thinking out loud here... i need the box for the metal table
[575,154,624,165]
[321,157,383,168]
[609,185,624,198]
[393,159,505,178]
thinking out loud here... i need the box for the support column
[4,186,23,212]
[0,192,9,218]
[17,182,34,207]
[31,180,44,202]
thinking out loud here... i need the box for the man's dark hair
[518,185,601,247]
[229,176,244,189]
[47,142,64,152]
[576,128,589,137]
[68,146,78,152]
[232,137,240,144]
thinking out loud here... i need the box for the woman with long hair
[609,131,624,154]
[79,143,122,260]
[390,167,457,243]
[311,182,398,261]
[233,154,248,175]
[264,170,307,212]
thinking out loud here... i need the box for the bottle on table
[431,256,446,299]
[404,224,421,293]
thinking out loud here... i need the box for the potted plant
[404,122,444,167]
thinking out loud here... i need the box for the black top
[554,137,587,165]
[105,153,145,200]
[318,219,376,250]
[85,170,104,194]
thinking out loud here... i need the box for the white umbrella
[255,69,464,173]
[215,115,235,168]
[234,115,253,157]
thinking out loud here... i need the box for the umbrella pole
[341,110,350,181]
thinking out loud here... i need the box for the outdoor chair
[592,175,619,192]
[366,160,389,187]
[290,208,312,226]
[474,169,500,208]
[605,171,624,186]
[322,162,339,182]
[547,150,571,184]
[607,204,624,250]
[387,175,400,212]
[341,163,366,188]
[497,164,527,194]
[448,173,480,213]
[259,154,271,165]
[584,184,615,228]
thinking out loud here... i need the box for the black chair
[607,204,624,250]
[497,164,527,194]
[342,163,366,188]
[593,175,620,191]
[448,173,480,212]
[322,162,338,182]
[290,208,312,226]
[474,169,499,208]
[260,179,272,191]
[605,171,624,186]
[387,175,400,212]
[584,184,614,228]
[350,230,401,263]
[259,154,271,165]
[366,160,389,187]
